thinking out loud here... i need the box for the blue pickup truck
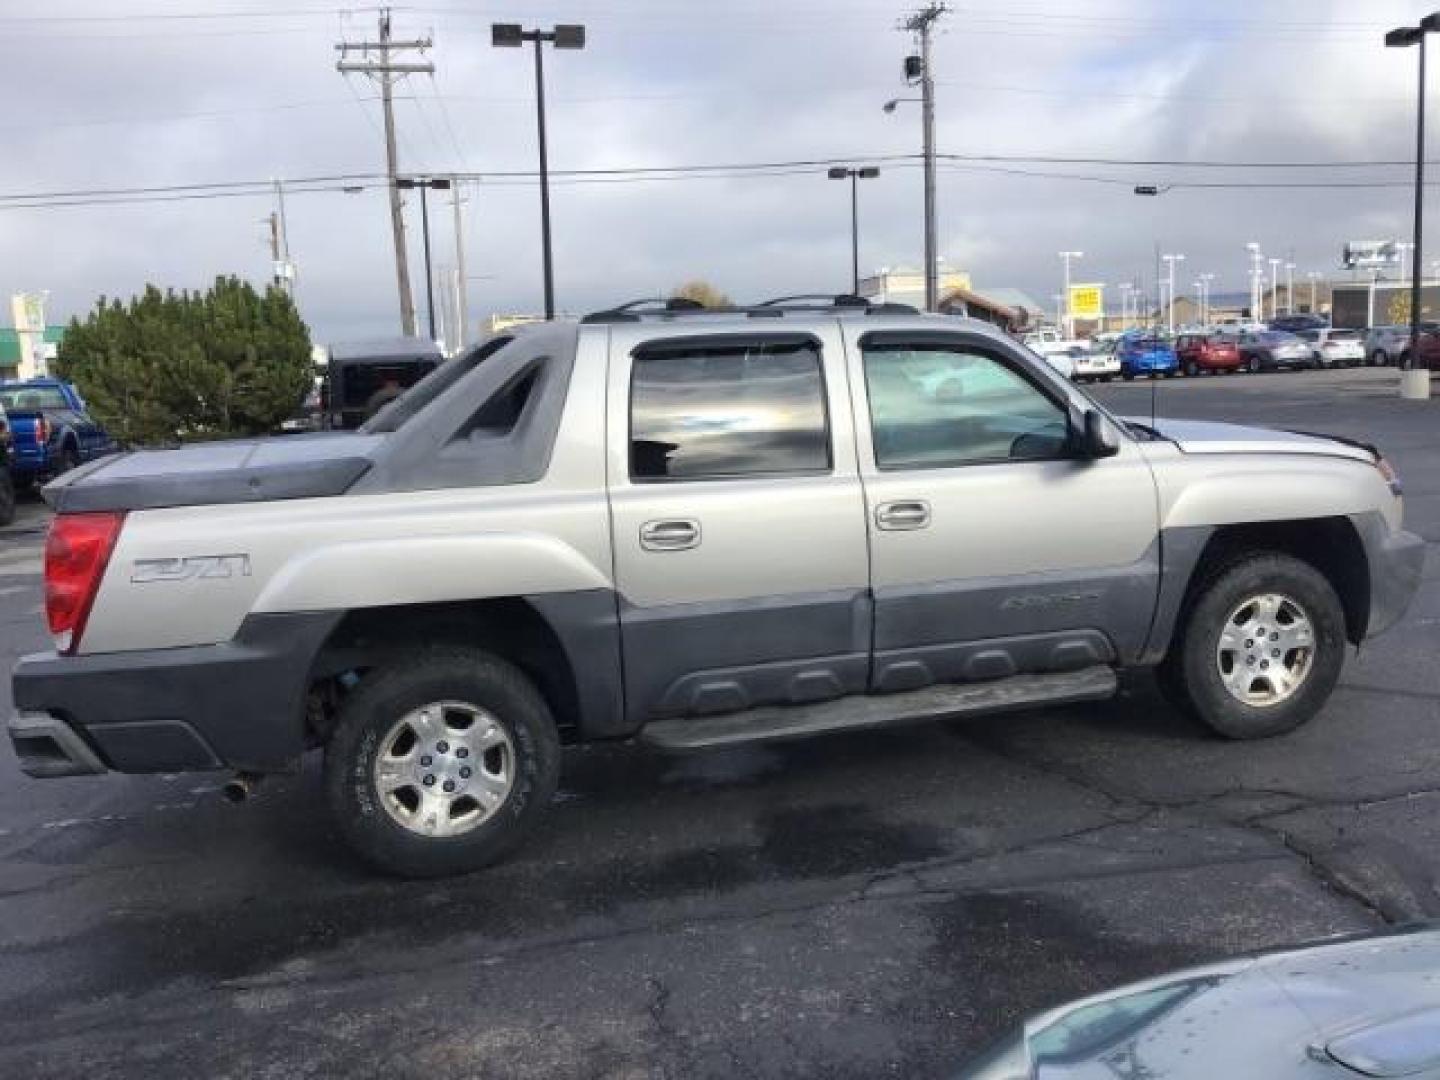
[0,379,115,485]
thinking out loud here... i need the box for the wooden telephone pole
[336,9,433,337]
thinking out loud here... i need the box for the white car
[1297,328,1364,368]
[1066,344,1120,383]
[1029,345,1075,379]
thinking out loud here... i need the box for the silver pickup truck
[9,298,1424,876]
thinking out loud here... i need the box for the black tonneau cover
[44,432,381,513]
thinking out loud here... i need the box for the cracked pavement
[0,367,1436,1078]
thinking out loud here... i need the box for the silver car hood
[1130,417,1377,464]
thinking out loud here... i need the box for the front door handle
[640,518,701,551]
[875,500,931,531]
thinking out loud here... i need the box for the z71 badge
[131,554,252,583]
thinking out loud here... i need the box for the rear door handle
[640,518,701,551]
[875,500,931,530]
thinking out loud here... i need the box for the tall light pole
[884,5,946,311]
[1199,272,1215,326]
[1397,241,1415,284]
[1305,270,1322,315]
[1387,15,1440,399]
[1052,293,1065,330]
[492,22,585,320]
[450,177,468,349]
[1058,251,1083,337]
[1285,261,1295,314]
[1119,281,1133,330]
[1246,243,1263,324]
[828,166,880,295]
[1162,253,1185,332]
[1267,258,1281,319]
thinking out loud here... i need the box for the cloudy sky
[1,0,1435,342]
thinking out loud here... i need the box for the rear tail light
[36,416,51,445]
[44,512,124,654]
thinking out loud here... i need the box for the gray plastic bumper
[8,710,108,778]
[10,611,340,775]
[1360,518,1426,638]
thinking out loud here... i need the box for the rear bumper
[9,611,339,776]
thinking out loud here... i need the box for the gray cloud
[0,0,1431,342]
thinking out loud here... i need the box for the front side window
[862,343,1070,469]
[630,339,830,481]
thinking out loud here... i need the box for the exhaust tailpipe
[222,772,262,803]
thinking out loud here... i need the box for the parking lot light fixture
[828,166,881,295]
[1058,251,1083,336]
[1386,15,1439,399]
[491,23,586,320]
[1305,270,1323,314]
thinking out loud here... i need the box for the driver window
[861,343,1069,469]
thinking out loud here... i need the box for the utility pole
[337,8,433,337]
[901,3,946,312]
[451,177,468,348]
[1246,243,1263,323]
[1285,260,1295,314]
[1268,257,1281,319]
[269,178,294,297]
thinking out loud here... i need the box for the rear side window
[630,339,830,481]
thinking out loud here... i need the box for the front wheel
[1158,553,1346,739]
[323,647,561,877]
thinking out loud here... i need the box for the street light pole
[828,166,880,295]
[1246,243,1262,324]
[1058,251,1083,337]
[1162,253,1184,332]
[1306,270,1322,315]
[492,22,586,320]
[1268,258,1281,319]
[1285,261,1295,314]
[395,176,451,342]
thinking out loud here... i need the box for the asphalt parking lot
[0,366,1436,1079]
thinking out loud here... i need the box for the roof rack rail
[580,296,706,323]
[580,294,921,324]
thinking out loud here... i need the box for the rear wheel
[1159,553,1345,739]
[323,647,561,877]
[0,469,16,527]
[1370,350,1386,367]
[55,443,79,475]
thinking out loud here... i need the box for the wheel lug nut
[423,774,436,786]
[442,780,455,793]
[436,741,449,754]
[1272,649,1280,658]
[420,755,432,766]
[456,747,469,759]
[460,767,472,779]
[1244,639,1254,648]
[1270,632,1279,642]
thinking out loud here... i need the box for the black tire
[1247,355,1261,373]
[0,469,16,527]
[323,647,561,877]
[1100,374,1113,383]
[1122,372,1135,381]
[1158,553,1346,740]
[55,443,79,475]
[1370,350,1386,368]
[1185,361,1200,377]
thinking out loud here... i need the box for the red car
[1404,324,1440,370]
[1174,332,1242,376]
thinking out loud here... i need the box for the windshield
[0,386,67,411]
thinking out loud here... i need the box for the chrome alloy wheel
[373,701,514,837]
[1215,593,1316,707]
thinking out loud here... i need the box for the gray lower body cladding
[1356,513,1426,636]
[10,612,339,775]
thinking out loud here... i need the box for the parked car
[9,299,1423,876]
[1173,332,1242,376]
[1297,327,1365,367]
[1401,324,1440,370]
[1115,332,1178,379]
[1020,327,1086,358]
[0,403,17,527]
[0,379,116,486]
[1031,346,1076,380]
[1065,345,1120,383]
[957,924,1440,1080]
[1365,324,1411,367]
[323,338,445,430]
[1236,330,1315,372]
[1268,313,1328,333]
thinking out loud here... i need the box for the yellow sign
[1068,283,1103,321]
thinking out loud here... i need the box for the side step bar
[641,665,1117,752]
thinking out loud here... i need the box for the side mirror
[1080,409,1120,458]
